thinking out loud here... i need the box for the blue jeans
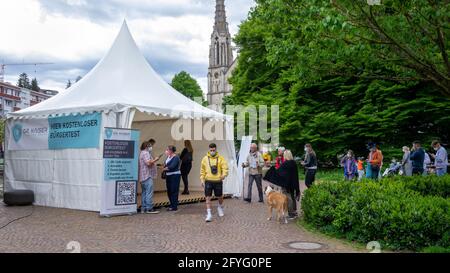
[166,174,181,210]
[436,167,447,177]
[141,178,154,211]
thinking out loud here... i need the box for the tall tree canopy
[17,73,31,89]
[228,0,450,164]
[30,78,40,91]
[171,71,205,103]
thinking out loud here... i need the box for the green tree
[17,73,31,89]
[228,0,450,164]
[171,71,205,102]
[250,0,450,97]
[30,78,40,91]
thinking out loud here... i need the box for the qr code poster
[115,181,137,206]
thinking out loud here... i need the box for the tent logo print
[12,124,23,143]
[105,129,113,139]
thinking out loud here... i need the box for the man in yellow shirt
[200,143,229,222]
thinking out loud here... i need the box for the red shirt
[275,156,285,169]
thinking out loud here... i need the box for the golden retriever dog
[265,185,288,224]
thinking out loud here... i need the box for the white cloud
[0,0,254,93]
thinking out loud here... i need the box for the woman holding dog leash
[264,150,300,220]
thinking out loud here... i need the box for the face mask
[148,146,153,152]
[210,151,216,157]
[434,147,438,151]
[347,154,352,158]
[304,148,308,152]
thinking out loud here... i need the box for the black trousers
[247,174,264,202]
[166,174,181,209]
[412,168,424,175]
[305,169,316,188]
[181,164,192,192]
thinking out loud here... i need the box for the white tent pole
[116,112,121,128]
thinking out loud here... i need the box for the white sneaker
[205,214,213,222]
[217,206,224,217]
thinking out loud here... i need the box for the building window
[216,41,220,65]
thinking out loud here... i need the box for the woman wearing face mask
[163,145,181,211]
[301,144,317,188]
[341,150,358,181]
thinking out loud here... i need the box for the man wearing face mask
[200,143,229,223]
[242,143,265,203]
[148,139,156,153]
[431,140,448,176]
[139,141,161,214]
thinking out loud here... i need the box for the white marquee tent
[4,21,239,211]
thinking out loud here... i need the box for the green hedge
[393,176,450,199]
[301,176,450,251]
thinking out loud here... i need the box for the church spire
[214,0,229,34]
[207,0,235,111]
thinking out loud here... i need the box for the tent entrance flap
[131,111,239,196]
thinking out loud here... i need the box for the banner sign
[237,136,253,198]
[48,113,101,149]
[7,113,101,151]
[8,118,49,151]
[100,128,140,217]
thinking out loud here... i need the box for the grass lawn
[299,168,345,183]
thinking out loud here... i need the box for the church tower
[207,0,234,112]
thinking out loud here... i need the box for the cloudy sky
[0,0,254,94]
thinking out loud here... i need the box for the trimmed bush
[301,176,450,251]
[394,175,450,198]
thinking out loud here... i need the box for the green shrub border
[301,175,450,251]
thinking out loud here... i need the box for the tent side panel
[4,113,116,212]
[52,148,103,211]
[4,119,55,207]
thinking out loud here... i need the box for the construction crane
[0,62,54,82]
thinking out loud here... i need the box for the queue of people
[137,137,447,223]
[340,139,448,181]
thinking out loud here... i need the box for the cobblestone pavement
[0,182,363,253]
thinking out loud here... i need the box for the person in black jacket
[410,141,425,175]
[180,140,194,195]
[301,143,317,188]
[264,150,300,220]
[163,145,181,211]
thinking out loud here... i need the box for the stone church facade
[207,0,236,112]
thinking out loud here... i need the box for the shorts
[205,181,223,197]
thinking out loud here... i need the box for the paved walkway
[0,182,362,253]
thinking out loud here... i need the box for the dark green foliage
[391,175,450,198]
[30,78,40,91]
[171,71,205,103]
[228,0,450,165]
[17,73,31,89]
[301,176,450,251]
